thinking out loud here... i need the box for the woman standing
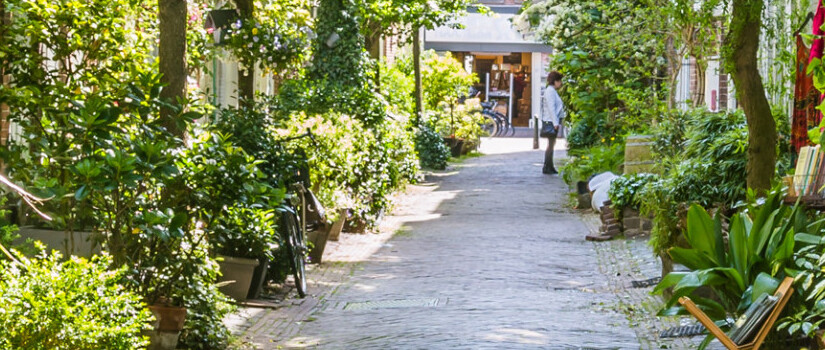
[542,71,565,175]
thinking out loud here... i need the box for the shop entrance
[453,52,534,127]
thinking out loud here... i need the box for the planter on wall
[217,255,259,302]
[15,226,99,258]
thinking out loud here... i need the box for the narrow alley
[230,138,660,349]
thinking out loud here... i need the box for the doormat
[631,277,661,288]
[659,324,706,338]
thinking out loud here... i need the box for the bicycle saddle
[480,101,495,109]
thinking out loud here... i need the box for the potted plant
[178,131,283,301]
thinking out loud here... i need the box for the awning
[423,12,553,53]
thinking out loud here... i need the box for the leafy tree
[356,0,480,57]
[226,0,314,102]
[278,0,386,126]
[159,0,188,136]
[515,0,667,149]
[723,0,775,193]
[645,0,722,108]
[421,51,477,111]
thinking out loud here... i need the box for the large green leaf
[750,209,778,259]
[716,267,746,294]
[752,272,780,303]
[653,271,689,295]
[796,232,824,245]
[669,246,715,271]
[771,230,795,275]
[750,192,779,238]
[728,213,749,283]
[685,204,723,265]
[671,269,730,303]
[688,294,728,320]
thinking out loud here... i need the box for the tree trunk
[692,59,706,107]
[0,3,9,149]
[159,0,187,137]
[365,21,382,87]
[665,39,680,110]
[413,28,423,125]
[236,0,254,105]
[724,0,775,194]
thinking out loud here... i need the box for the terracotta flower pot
[148,304,187,332]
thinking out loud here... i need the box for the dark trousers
[543,135,557,173]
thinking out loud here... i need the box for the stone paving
[227,137,712,349]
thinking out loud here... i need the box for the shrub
[428,99,485,142]
[653,192,800,348]
[608,173,660,210]
[640,109,749,257]
[560,142,625,184]
[0,250,152,349]
[421,51,477,111]
[178,131,282,260]
[283,112,419,228]
[415,125,450,170]
[175,250,233,349]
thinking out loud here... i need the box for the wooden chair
[678,277,794,350]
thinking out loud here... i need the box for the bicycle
[480,101,513,137]
[272,131,326,298]
[462,88,500,138]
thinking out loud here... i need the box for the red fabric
[794,35,821,155]
[812,0,825,63]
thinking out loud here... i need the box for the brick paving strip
[226,138,718,349]
[225,183,444,348]
[582,213,717,349]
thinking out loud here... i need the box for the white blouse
[541,85,565,126]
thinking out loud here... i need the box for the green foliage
[654,192,799,347]
[427,100,485,141]
[380,56,416,116]
[356,0,480,40]
[175,252,233,349]
[0,251,152,349]
[516,0,667,151]
[559,142,625,184]
[177,131,283,260]
[220,0,314,73]
[0,0,155,231]
[640,109,749,256]
[3,60,231,347]
[299,0,386,126]
[421,51,478,111]
[283,112,419,227]
[650,109,688,159]
[608,173,660,210]
[0,197,21,255]
[415,125,450,170]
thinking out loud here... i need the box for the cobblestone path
[230,138,672,349]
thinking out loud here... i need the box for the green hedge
[0,250,152,349]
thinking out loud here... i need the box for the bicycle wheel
[480,113,498,137]
[282,211,307,298]
[497,112,515,137]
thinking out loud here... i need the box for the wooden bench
[678,277,794,350]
